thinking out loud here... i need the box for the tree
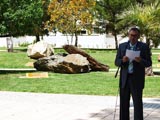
[120,0,160,47]
[95,0,137,49]
[46,0,95,47]
[0,0,49,42]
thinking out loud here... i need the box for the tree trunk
[146,37,150,47]
[63,45,110,72]
[36,35,40,42]
[6,37,13,52]
[114,32,118,50]
[74,31,78,47]
[113,27,118,50]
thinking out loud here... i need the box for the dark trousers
[120,74,143,120]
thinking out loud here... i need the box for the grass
[88,49,117,68]
[144,76,160,97]
[0,72,118,95]
[0,47,160,97]
[0,51,35,68]
[0,72,160,97]
[0,47,117,68]
[152,54,160,69]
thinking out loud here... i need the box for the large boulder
[63,45,110,71]
[145,66,154,76]
[34,54,90,74]
[27,41,54,59]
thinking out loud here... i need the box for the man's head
[128,26,140,45]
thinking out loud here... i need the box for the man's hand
[122,56,129,63]
[134,57,141,62]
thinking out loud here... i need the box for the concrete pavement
[0,91,160,120]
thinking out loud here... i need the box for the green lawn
[0,71,160,97]
[0,47,160,97]
[0,48,117,68]
[0,72,118,95]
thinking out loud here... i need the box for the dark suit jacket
[115,41,152,89]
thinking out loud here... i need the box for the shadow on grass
[13,48,27,52]
[0,70,36,74]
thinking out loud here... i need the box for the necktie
[128,44,135,73]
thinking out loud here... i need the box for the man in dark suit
[115,26,152,120]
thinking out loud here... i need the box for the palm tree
[95,0,137,49]
[120,0,160,47]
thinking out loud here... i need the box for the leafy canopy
[47,0,95,35]
[0,0,44,37]
[120,0,160,46]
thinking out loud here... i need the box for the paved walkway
[0,91,160,120]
